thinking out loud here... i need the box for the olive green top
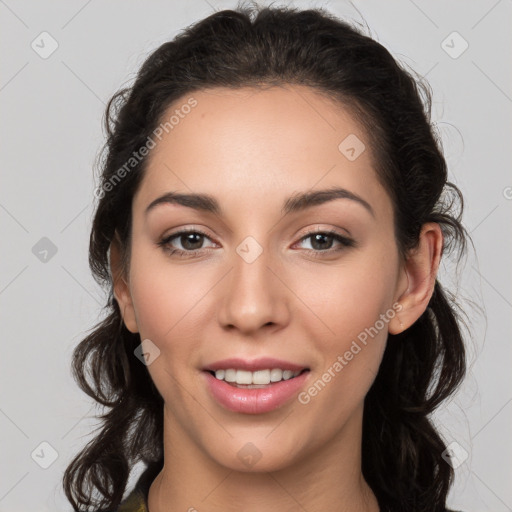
[117,487,148,512]
[116,460,161,512]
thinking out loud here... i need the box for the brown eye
[308,233,335,250]
[157,229,216,258]
[296,230,356,254]
[177,232,205,250]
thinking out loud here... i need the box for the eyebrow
[145,186,375,218]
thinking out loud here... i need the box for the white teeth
[253,370,270,385]
[236,370,253,385]
[270,369,283,382]
[283,370,294,380]
[224,369,237,382]
[212,368,302,385]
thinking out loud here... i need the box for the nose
[216,242,291,335]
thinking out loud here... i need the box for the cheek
[128,243,214,340]
[127,249,214,416]
[292,243,399,341]
[126,249,218,406]
[291,246,398,408]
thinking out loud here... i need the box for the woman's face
[120,85,407,471]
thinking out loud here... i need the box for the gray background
[1,0,511,510]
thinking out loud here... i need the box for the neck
[148,405,379,512]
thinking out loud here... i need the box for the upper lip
[203,357,309,372]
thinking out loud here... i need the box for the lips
[202,357,311,414]
[203,357,308,372]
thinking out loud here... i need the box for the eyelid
[292,227,356,250]
[294,225,353,242]
[159,226,217,247]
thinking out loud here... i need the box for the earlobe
[109,232,139,334]
[388,223,443,334]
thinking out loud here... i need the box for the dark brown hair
[63,4,468,511]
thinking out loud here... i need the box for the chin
[205,436,304,474]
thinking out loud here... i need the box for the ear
[109,232,139,333]
[388,222,443,334]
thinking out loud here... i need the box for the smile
[209,368,307,387]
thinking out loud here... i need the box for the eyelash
[157,228,356,259]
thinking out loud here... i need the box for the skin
[110,84,443,512]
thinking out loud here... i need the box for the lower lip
[203,371,310,414]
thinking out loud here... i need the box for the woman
[63,4,468,512]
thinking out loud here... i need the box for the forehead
[133,85,391,219]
